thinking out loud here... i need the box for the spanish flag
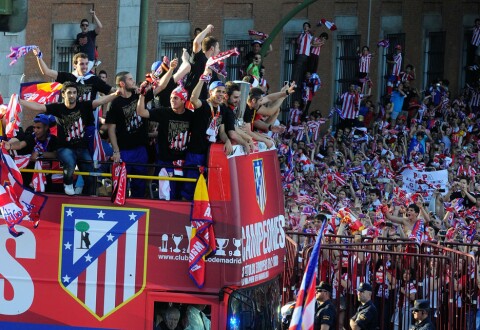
[188,172,216,288]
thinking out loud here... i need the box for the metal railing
[283,232,474,330]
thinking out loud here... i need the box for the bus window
[153,301,212,330]
[226,278,281,330]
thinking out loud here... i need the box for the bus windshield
[226,278,281,330]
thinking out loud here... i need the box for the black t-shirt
[56,71,112,101]
[187,100,235,154]
[24,133,58,154]
[184,51,218,100]
[148,107,193,162]
[45,100,94,148]
[105,94,148,150]
[75,30,98,61]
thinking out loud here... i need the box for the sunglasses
[316,289,328,293]
[81,24,89,27]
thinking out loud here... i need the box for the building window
[53,39,75,72]
[157,21,190,62]
[380,33,405,98]
[424,31,445,88]
[335,34,361,95]
[224,39,252,81]
[463,29,476,85]
[223,19,253,82]
[282,35,297,85]
[158,40,191,63]
[280,35,297,116]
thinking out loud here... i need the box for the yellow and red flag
[188,172,216,288]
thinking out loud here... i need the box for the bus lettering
[242,216,286,262]
[0,226,36,315]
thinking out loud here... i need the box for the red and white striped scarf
[5,94,22,138]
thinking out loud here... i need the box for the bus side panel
[227,149,286,287]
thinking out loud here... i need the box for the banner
[19,81,62,104]
[401,169,448,203]
[188,172,216,288]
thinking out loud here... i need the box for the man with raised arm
[149,48,191,108]
[19,82,119,196]
[74,9,103,68]
[243,84,294,134]
[106,71,149,198]
[32,49,114,102]
[384,202,430,242]
[137,60,193,200]
[181,68,247,200]
[183,24,220,99]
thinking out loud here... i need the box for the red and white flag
[289,221,326,330]
[0,185,28,236]
[248,29,269,39]
[206,48,240,68]
[1,146,23,185]
[5,94,22,138]
[320,19,337,31]
[31,161,46,192]
[93,129,107,164]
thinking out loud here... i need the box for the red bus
[0,144,286,329]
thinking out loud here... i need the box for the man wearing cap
[244,39,273,72]
[3,114,60,192]
[411,299,435,330]
[137,77,193,200]
[107,71,149,198]
[314,281,336,330]
[350,282,378,330]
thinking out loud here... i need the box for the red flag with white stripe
[1,146,23,185]
[31,161,46,192]
[5,94,22,138]
[289,221,326,330]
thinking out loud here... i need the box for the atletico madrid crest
[59,204,149,320]
[253,159,267,214]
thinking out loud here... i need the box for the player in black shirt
[106,72,149,198]
[137,84,193,200]
[181,71,247,200]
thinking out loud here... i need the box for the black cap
[316,281,332,293]
[357,282,372,292]
[412,299,430,311]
